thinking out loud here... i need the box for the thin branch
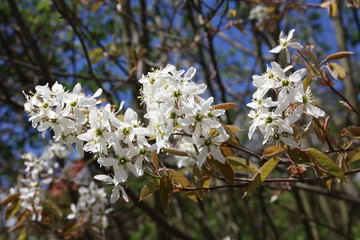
[125,188,194,240]
[7,0,53,85]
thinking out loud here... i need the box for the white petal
[94,174,113,183]
[287,29,295,41]
[307,104,325,118]
[110,187,120,204]
[269,45,283,53]
[184,67,196,80]
[211,146,225,163]
[98,158,117,167]
[197,148,208,168]
[93,88,103,98]
[281,137,299,148]
[289,42,302,49]
[288,105,303,124]
[119,186,129,202]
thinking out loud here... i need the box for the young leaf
[43,199,63,219]
[152,150,159,169]
[287,147,311,164]
[244,157,280,197]
[262,145,284,157]
[209,157,235,184]
[212,102,237,110]
[162,148,190,157]
[88,48,103,64]
[314,166,333,191]
[159,175,173,213]
[325,51,354,61]
[222,123,241,147]
[5,199,22,220]
[328,63,346,80]
[139,179,160,201]
[0,193,20,208]
[303,77,313,91]
[348,149,360,163]
[167,169,198,202]
[18,226,28,240]
[226,157,259,173]
[307,148,345,181]
[341,126,360,139]
[192,165,210,199]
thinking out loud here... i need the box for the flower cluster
[139,64,229,167]
[24,82,148,203]
[67,181,112,230]
[11,142,66,221]
[249,5,270,28]
[248,30,325,146]
[24,64,230,203]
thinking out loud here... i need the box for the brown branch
[7,0,53,85]
[125,188,194,240]
[0,55,126,83]
[181,168,360,191]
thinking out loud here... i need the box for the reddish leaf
[152,150,159,169]
[262,145,284,157]
[328,62,346,80]
[209,157,235,184]
[212,102,237,110]
[341,126,360,139]
[325,51,354,61]
[159,175,173,213]
[192,165,210,199]
[287,147,311,164]
[167,169,198,202]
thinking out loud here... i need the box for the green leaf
[328,62,346,80]
[226,157,259,173]
[244,157,280,197]
[139,179,160,201]
[18,226,28,240]
[159,175,173,213]
[209,157,235,184]
[43,199,63,219]
[314,166,333,191]
[88,48,103,64]
[307,148,345,181]
[348,149,360,163]
[167,169,198,202]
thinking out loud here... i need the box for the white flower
[270,29,303,63]
[295,87,325,118]
[192,127,229,168]
[94,175,129,203]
